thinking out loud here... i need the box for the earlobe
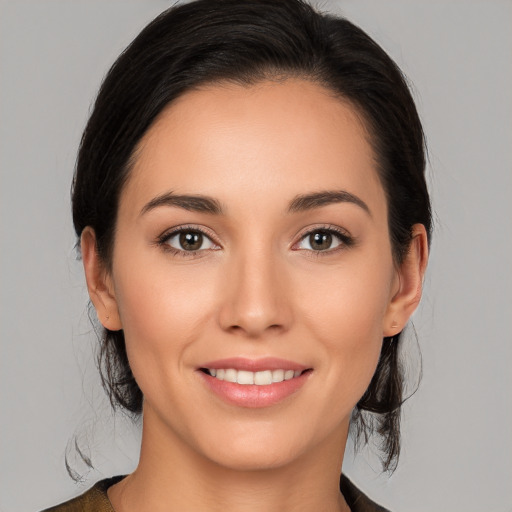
[81,227,122,331]
[383,224,429,337]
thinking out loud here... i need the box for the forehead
[124,79,385,217]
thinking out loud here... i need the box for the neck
[108,408,351,512]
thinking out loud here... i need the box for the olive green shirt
[43,474,390,512]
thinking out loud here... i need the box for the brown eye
[296,229,348,252]
[179,231,203,251]
[309,231,333,251]
[163,229,217,253]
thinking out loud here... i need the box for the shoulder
[41,477,124,512]
[43,473,388,511]
[340,474,391,512]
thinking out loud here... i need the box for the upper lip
[199,357,309,372]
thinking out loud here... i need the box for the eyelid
[156,224,221,252]
[291,224,355,252]
[155,223,353,255]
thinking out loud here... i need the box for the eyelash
[293,225,355,256]
[155,224,354,257]
[156,225,220,257]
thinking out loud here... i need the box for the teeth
[237,370,254,385]
[272,369,284,382]
[224,368,237,383]
[207,368,303,385]
[254,370,272,385]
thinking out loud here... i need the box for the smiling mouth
[200,368,308,385]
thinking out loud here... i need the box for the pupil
[180,232,202,251]
[310,231,332,250]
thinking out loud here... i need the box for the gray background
[1,1,511,511]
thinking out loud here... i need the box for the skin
[82,79,428,512]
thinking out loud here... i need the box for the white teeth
[254,370,272,385]
[272,369,284,382]
[207,368,304,385]
[224,368,237,383]
[237,370,254,385]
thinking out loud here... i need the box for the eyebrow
[140,192,223,216]
[288,190,371,216]
[140,189,370,217]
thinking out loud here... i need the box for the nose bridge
[218,241,291,337]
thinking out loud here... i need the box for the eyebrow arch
[288,190,371,216]
[140,192,223,216]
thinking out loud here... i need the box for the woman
[45,0,430,510]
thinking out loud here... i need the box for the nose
[217,249,293,338]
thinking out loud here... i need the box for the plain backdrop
[1,1,511,511]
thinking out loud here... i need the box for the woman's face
[89,79,419,471]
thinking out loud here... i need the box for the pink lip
[197,357,311,408]
[199,357,308,372]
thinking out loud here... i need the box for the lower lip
[198,371,310,408]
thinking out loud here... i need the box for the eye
[295,228,352,252]
[161,228,218,253]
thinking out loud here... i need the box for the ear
[81,227,122,331]
[383,224,429,337]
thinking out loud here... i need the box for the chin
[193,422,328,473]
[204,445,301,473]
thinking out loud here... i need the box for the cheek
[297,260,393,394]
[300,260,392,336]
[111,260,219,378]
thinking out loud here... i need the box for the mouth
[200,368,306,385]
[197,358,312,408]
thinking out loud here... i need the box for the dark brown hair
[72,0,432,472]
